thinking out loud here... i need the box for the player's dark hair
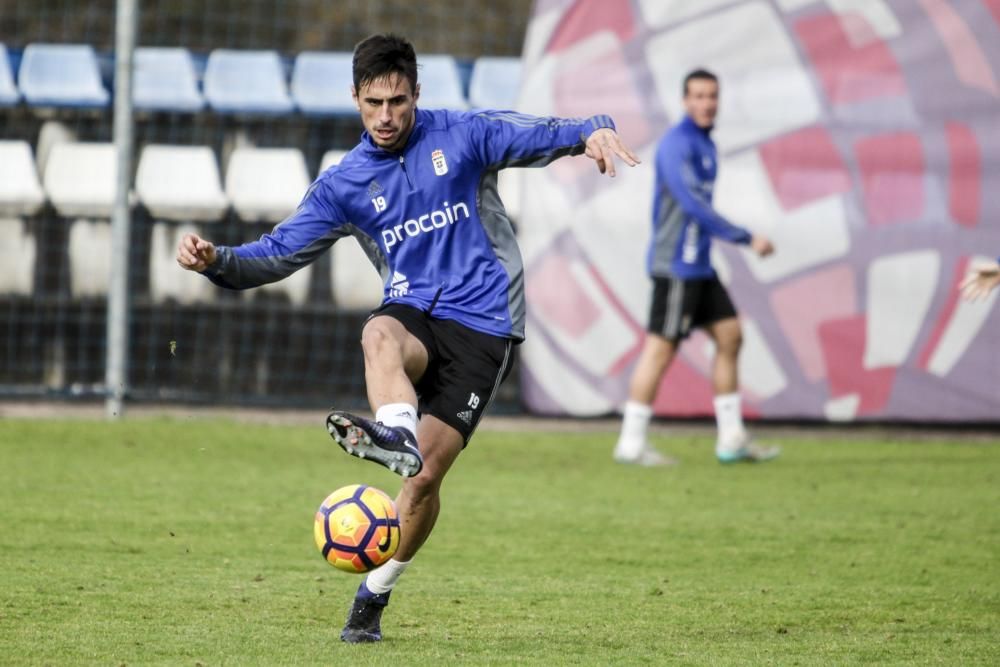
[352,33,418,95]
[683,68,718,96]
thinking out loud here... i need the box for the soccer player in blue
[176,34,639,643]
[612,68,779,467]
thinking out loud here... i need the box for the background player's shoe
[614,445,679,467]
[716,437,780,464]
[341,581,390,643]
[327,411,423,478]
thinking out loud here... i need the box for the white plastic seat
[136,145,228,222]
[318,149,349,175]
[18,43,109,108]
[43,142,116,218]
[225,146,312,306]
[0,43,20,106]
[468,56,522,110]
[133,47,204,113]
[416,55,468,110]
[0,219,36,295]
[149,223,217,304]
[68,219,111,297]
[0,141,45,216]
[332,237,385,310]
[203,49,294,115]
[225,147,309,223]
[291,51,355,116]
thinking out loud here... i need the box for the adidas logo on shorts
[456,410,473,425]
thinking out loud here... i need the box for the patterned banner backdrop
[515,0,1000,421]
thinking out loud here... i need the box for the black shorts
[647,275,737,341]
[367,303,515,445]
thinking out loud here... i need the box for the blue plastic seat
[0,44,20,106]
[203,49,293,115]
[291,51,355,116]
[416,55,467,110]
[468,56,522,110]
[18,43,109,108]
[133,47,203,113]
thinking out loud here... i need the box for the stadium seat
[332,237,385,310]
[68,219,111,297]
[225,146,312,305]
[0,141,45,216]
[136,145,228,222]
[318,150,384,309]
[416,55,468,110]
[318,149,349,174]
[203,49,294,115]
[468,56,522,110]
[0,219,36,295]
[18,43,109,108]
[34,120,77,176]
[0,43,20,106]
[225,146,309,222]
[133,47,204,113]
[149,223,217,304]
[43,142,116,218]
[291,51,355,116]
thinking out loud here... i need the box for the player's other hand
[750,235,774,258]
[959,260,1000,302]
[585,128,640,178]
[176,233,218,272]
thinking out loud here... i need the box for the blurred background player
[960,259,1000,301]
[177,34,639,643]
[613,68,779,466]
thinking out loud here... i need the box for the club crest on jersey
[431,149,448,176]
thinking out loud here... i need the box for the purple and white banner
[515,0,1000,421]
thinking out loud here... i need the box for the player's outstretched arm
[584,128,640,177]
[176,233,218,272]
[959,260,1000,302]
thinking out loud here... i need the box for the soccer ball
[314,484,401,573]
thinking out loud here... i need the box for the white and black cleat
[326,411,423,478]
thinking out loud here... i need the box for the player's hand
[176,233,218,272]
[959,260,1000,302]
[750,235,774,258]
[584,128,640,178]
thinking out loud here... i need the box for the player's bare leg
[707,317,778,463]
[341,415,464,643]
[328,317,427,477]
[709,316,741,396]
[394,415,464,559]
[614,334,679,466]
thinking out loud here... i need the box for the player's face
[683,78,719,129]
[353,73,420,152]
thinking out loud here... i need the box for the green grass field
[1,418,998,665]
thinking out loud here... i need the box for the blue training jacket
[202,108,616,341]
[648,115,752,280]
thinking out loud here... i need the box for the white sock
[375,403,417,435]
[365,558,411,594]
[713,393,746,450]
[615,401,652,459]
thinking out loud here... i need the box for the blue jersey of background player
[177,33,639,644]
[613,68,778,467]
[648,99,754,280]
